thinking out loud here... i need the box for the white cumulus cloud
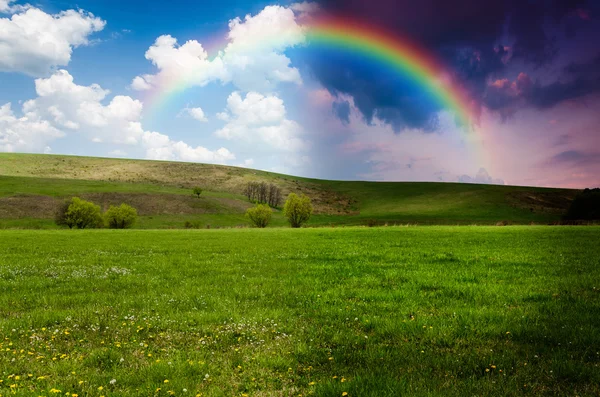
[0,102,64,152]
[181,107,208,122]
[1,70,235,164]
[0,6,105,76]
[142,131,235,163]
[131,5,305,93]
[215,91,308,152]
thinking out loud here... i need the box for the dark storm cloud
[483,54,600,113]
[332,100,351,124]
[310,0,595,129]
[548,150,600,166]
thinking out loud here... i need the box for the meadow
[0,154,580,229]
[1,226,599,396]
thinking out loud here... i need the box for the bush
[56,197,103,229]
[105,203,138,229]
[192,187,203,198]
[246,204,272,228]
[283,193,313,228]
[54,199,73,228]
[184,220,202,229]
[564,188,600,220]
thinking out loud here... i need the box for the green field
[0,153,580,228]
[1,226,599,396]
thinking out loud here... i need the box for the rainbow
[144,16,477,130]
[306,17,476,128]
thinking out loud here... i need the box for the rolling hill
[0,153,578,228]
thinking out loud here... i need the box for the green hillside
[0,153,578,228]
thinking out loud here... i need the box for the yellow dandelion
[98,386,104,391]
[342,393,348,397]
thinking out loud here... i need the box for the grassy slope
[1,227,599,396]
[0,153,579,228]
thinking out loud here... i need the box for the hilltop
[0,153,578,228]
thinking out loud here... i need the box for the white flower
[110,379,116,385]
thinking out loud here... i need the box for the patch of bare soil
[80,193,248,215]
[0,193,255,219]
[0,195,57,218]
[506,190,578,214]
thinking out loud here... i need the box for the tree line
[53,182,313,230]
[243,182,282,208]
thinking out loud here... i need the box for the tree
[193,187,203,198]
[55,199,75,229]
[564,188,600,220]
[246,204,272,228]
[105,203,138,229]
[61,197,103,229]
[283,193,313,228]
[244,182,282,207]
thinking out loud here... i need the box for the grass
[1,226,599,396]
[0,154,581,228]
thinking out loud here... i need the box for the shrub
[184,220,201,229]
[564,188,600,220]
[54,199,73,229]
[58,197,103,229]
[283,193,313,228]
[192,187,203,198]
[105,203,138,229]
[246,204,272,228]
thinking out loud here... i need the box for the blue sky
[1,0,599,188]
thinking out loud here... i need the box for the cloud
[214,91,308,151]
[458,168,505,185]
[290,2,319,14]
[308,0,593,130]
[0,102,64,152]
[0,0,29,13]
[22,70,144,144]
[0,70,235,164]
[130,76,152,91]
[131,5,305,93]
[108,149,127,157]
[484,55,600,116]
[181,107,208,122]
[142,131,235,163]
[332,100,350,125]
[546,150,600,167]
[0,6,105,76]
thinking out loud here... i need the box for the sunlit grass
[1,226,599,396]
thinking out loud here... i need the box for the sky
[0,0,599,188]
